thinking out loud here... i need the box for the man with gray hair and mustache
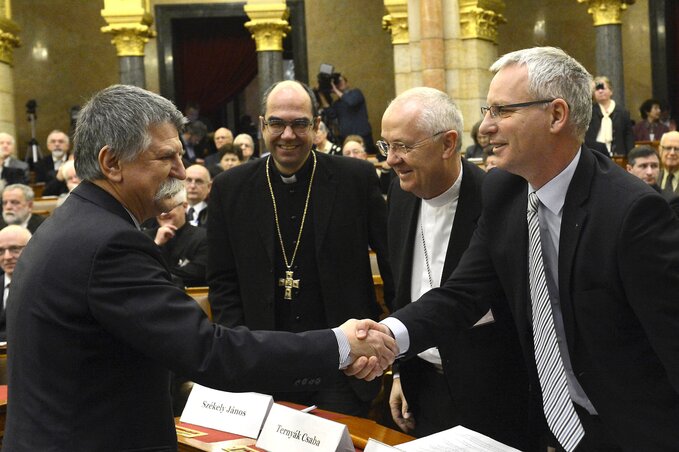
[4,84,397,450]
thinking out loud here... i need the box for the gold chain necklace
[265,151,317,300]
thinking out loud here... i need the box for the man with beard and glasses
[0,184,45,233]
[4,84,397,451]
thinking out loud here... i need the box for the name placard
[256,403,354,452]
[180,384,273,439]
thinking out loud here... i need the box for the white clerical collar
[280,174,297,184]
[422,163,463,209]
[530,148,581,216]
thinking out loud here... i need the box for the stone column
[0,1,20,136]
[578,0,635,107]
[382,0,410,95]
[101,0,156,89]
[420,0,445,91]
[458,0,505,150]
[244,0,290,100]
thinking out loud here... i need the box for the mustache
[154,178,184,202]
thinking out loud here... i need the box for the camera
[317,63,342,94]
[595,82,605,91]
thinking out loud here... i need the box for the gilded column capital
[577,0,635,26]
[101,1,155,57]
[459,0,506,44]
[382,0,408,45]
[0,17,20,66]
[244,3,290,52]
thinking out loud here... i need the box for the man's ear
[441,130,459,159]
[549,99,569,134]
[98,146,122,182]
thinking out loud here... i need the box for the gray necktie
[527,192,584,451]
[187,207,195,222]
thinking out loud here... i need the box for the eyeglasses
[662,146,679,153]
[376,131,447,157]
[263,118,314,136]
[481,99,556,119]
[0,245,25,256]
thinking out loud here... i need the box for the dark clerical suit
[391,148,679,450]
[387,159,532,449]
[5,181,342,451]
[208,151,394,415]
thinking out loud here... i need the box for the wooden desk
[175,402,414,451]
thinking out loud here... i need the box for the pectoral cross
[278,270,300,300]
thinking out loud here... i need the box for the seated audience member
[181,120,210,165]
[627,145,679,217]
[342,135,368,159]
[482,145,499,171]
[0,133,29,183]
[464,120,489,158]
[184,164,211,228]
[633,98,669,142]
[208,145,243,178]
[659,131,679,195]
[234,133,257,161]
[314,121,342,155]
[146,189,207,288]
[584,76,634,156]
[35,130,70,184]
[0,225,31,340]
[56,160,81,206]
[0,184,45,233]
[205,127,234,167]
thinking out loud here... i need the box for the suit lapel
[559,149,594,343]
[312,153,337,254]
[395,191,420,309]
[252,160,275,267]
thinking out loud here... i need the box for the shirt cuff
[380,317,409,357]
[332,327,352,369]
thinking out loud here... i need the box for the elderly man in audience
[0,184,45,233]
[342,135,368,160]
[234,133,257,161]
[314,121,342,155]
[0,225,31,340]
[0,133,29,183]
[4,84,396,450]
[207,79,395,417]
[627,145,679,217]
[184,164,211,228]
[205,127,235,167]
[659,131,679,195]
[35,130,70,184]
[146,187,208,287]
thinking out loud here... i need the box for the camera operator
[318,72,375,155]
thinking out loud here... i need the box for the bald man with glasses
[207,80,395,416]
[659,131,679,194]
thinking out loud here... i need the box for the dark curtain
[174,18,257,115]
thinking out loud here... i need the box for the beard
[153,178,185,213]
[2,209,27,225]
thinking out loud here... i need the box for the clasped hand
[338,319,398,381]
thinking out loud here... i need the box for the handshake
[338,319,398,381]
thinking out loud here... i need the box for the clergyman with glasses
[658,131,679,194]
[207,80,395,416]
[0,224,30,340]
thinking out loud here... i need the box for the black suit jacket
[387,160,531,448]
[146,223,208,287]
[584,103,634,156]
[391,148,679,450]
[5,181,341,451]
[33,155,58,183]
[1,165,28,185]
[207,152,394,400]
[0,274,6,340]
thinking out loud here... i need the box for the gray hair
[260,80,319,118]
[3,183,35,202]
[74,84,186,181]
[0,132,15,145]
[387,87,464,152]
[490,47,592,142]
